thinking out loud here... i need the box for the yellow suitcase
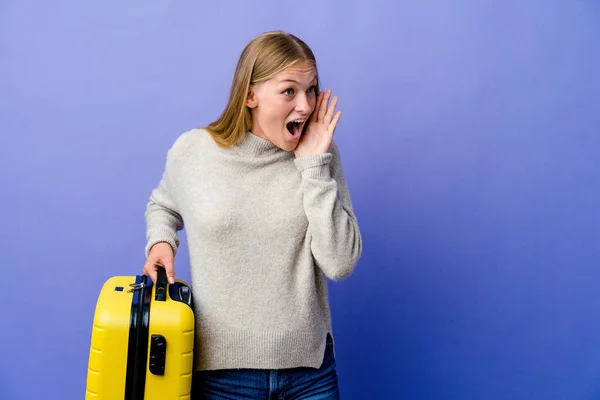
[85,268,195,399]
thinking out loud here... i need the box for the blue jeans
[191,334,340,400]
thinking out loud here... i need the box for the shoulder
[327,140,349,179]
[329,140,340,156]
[166,128,214,161]
[328,140,343,164]
[170,128,212,152]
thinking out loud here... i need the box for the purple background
[2,1,600,399]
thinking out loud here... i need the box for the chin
[273,132,301,152]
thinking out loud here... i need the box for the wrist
[293,152,333,179]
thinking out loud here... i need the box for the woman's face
[246,62,318,151]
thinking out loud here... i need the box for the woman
[143,30,362,399]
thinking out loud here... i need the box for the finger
[324,95,339,125]
[143,260,158,284]
[163,257,176,284]
[327,110,342,137]
[318,90,331,123]
[313,91,324,123]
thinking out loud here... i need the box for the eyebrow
[279,77,318,85]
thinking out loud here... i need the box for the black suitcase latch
[149,334,167,375]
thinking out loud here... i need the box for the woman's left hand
[294,89,342,158]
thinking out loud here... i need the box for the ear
[246,86,258,108]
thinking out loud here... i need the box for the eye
[307,85,317,94]
[283,88,295,96]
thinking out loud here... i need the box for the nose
[295,93,312,113]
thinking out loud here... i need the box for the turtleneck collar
[233,131,289,158]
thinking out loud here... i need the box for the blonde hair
[205,31,319,148]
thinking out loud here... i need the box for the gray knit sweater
[144,128,362,371]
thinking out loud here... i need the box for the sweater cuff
[294,153,333,179]
[145,228,179,257]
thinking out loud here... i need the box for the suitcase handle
[155,267,168,301]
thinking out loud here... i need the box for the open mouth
[286,119,305,139]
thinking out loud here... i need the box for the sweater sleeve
[144,145,184,258]
[293,141,363,280]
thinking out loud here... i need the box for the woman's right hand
[143,242,175,284]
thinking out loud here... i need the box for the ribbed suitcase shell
[85,272,195,399]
